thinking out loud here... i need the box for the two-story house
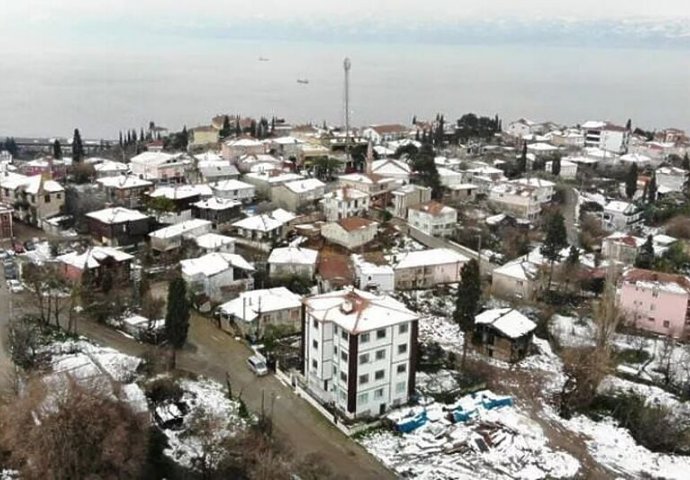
[392,248,468,290]
[407,201,458,237]
[180,252,254,302]
[56,246,134,288]
[86,207,151,246]
[0,172,65,227]
[271,178,326,211]
[97,175,153,208]
[302,287,419,418]
[320,187,370,222]
[321,217,379,250]
[391,184,432,219]
[211,179,256,203]
[129,151,191,184]
[268,246,319,279]
[619,268,690,339]
[602,201,643,231]
[338,173,396,201]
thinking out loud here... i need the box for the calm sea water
[1,40,689,139]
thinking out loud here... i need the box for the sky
[2,0,688,51]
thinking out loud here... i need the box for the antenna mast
[343,57,351,157]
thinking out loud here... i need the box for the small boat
[296,79,309,85]
[258,57,269,62]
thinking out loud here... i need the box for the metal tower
[343,57,351,151]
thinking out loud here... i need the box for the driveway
[74,313,394,479]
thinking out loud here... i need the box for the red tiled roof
[408,200,449,216]
[622,268,690,291]
[337,217,377,232]
[317,251,354,284]
[370,124,409,135]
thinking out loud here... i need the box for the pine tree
[165,277,190,367]
[3,137,18,157]
[412,115,417,125]
[72,129,84,163]
[180,126,188,150]
[454,259,481,369]
[551,155,561,176]
[411,143,442,199]
[540,212,568,291]
[682,153,690,171]
[626,119,632,131]
[635,235,655,269]
[517,142,527,174]
[52,140,63,160]
[220,115,231,138]
[625,163,638,199]
[140,128,145,142]
[118,131,123,148]
[235,116,241,135]
[647,173,657,203]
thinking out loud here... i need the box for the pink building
[618,268,690,339]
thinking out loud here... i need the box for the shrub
[145,377,184,405]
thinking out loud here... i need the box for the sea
[1,40,689,139]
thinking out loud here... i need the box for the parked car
[6,279,23,293]
[246,355,269,376]
[12,243,24,254]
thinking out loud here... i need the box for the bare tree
[6,316,41,370]
[182,406,239,480]
[0,378,149,479]
[22,263,71,328]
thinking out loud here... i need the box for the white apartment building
[657,167,688,193]
[129,151,191,183]
[582,121,630,154]
[602,201,643,231]
[320,187,370,222]
[211,179,256,202]
[302,287,419,418]
[352,254,395,292]
[488,183,543,221]
[407,201,458,237]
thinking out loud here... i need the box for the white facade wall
[321,223,377,250]
[407,209,457,237]
[322,195,370,222]
[213,184,255,202]
[269,262,315,279]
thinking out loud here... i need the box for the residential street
[73,312,394,479]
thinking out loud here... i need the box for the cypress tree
[220,115,231,138]
[72,129,84,163]
[140,128,145,142]
[647,173,657,203]
[551,155,561,176]
[540,212,568,291]
[682,153,690,170]
[635,235,655,269]
[518,142,527,173]
[52,139,63,160]
[625,163,638,199]
[454,259,481,369]
[165,277,190,367]
[118,131,123,148]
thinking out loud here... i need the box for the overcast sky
[1,1,687,52]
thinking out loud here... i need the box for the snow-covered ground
[360,393,580,480]
[161,377,249,469]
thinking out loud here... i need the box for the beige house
[217,287,302,338]
[268,246,319,279]
[392,248,468,290]
[271,178,326,211]
[491,258,540,300]
[489,182,544,220]
[391,184,432,218]
[191,126,220,147]
[321,217,378,250]
[320,187,370,222]
[221,137,266,160]
[0,172,64,227]
[407,201,457,237]
[338,173,396,198]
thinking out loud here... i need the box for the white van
[246,355,268,376]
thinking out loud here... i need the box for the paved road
[74,313,394,480]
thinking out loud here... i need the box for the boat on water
[258,57,269,62]
[296,79,309,85]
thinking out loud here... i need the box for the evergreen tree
[626,118,632,131]
[72,129,84,163]
[625,163,638,199]
[412,115,417,125]
[250,120,257,138]
[415,129,420,142]
[132,129,138,143]
[682,153,690,171]
[52,139,63,160]
[235,116,241,135]
[551,155,561,176]
[118,131,123,148]
[635,235,655,269]
[271,116,276,134]
[566,245,580,265]
[3,137,18,157]
[165,277,190,366]
[517,142,527,174]
[540,212,568,291]
[411,143,442,199]
[140,128,145,142]
[454,259,481,369]
[180,126,188,149]
[647,173,657,203]
[219,115,231,138]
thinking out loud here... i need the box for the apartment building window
[396,364,407,374]
[375,349,386,360]
[56,193,61,199]
[360,332,370,344]
[650,304,655,311]
[374,388,384,399]
[359,353,370,365]
[357,392,368,405]
[396,381,406,393]
[398,343,408,355]
[311,359,318,370]
[399,323,409,334]
[341,330,348,341]
[340,371,347,382]
[663,321,670,328]
[359,374,369,385]
[312,339,318,349]
[374,370,385,381]
[313,319,319,329]
[376,328,386,339]
[340,351,348,362]
[339,390,346,401]
[44,194,50,203]
[648,317,655,323]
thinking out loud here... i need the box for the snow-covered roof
[195,233,235,250]
[194,151,224,162]
[130,151,186,166]
[218,287,302,322]
[620,153,652,163]
[322,187,369,201]
[0,172,64,193]
[339,173,395,185]
[582,120,607,129]
[244,172,303,184]
[86,207,149,224]
[226,138,263,147]
[232,208,296,232]
[352,254,394,276]
[97,175,152,189]
[475,308,536,339]
[198,161,239,178]
[657,166,688,176]
[493,259,539,281]
[371,159,412,176]
[271,136,303,145]
[268,246,318,266]
[393,248,468,270]
[280,178,325,194]
[408,201,456,217]
[527,142,559,152]
[94,160,129,173]
[192,197,241,211]
[57,246,133,270]
[211,179,255,192]
[512,177,555,189]
[180,252,254,277]
[437,167,463,178]
[149,219,212,239]
[621,268,690,295]
[150,184,212,200]
[604,200,635,214]
[304,287,418,333]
